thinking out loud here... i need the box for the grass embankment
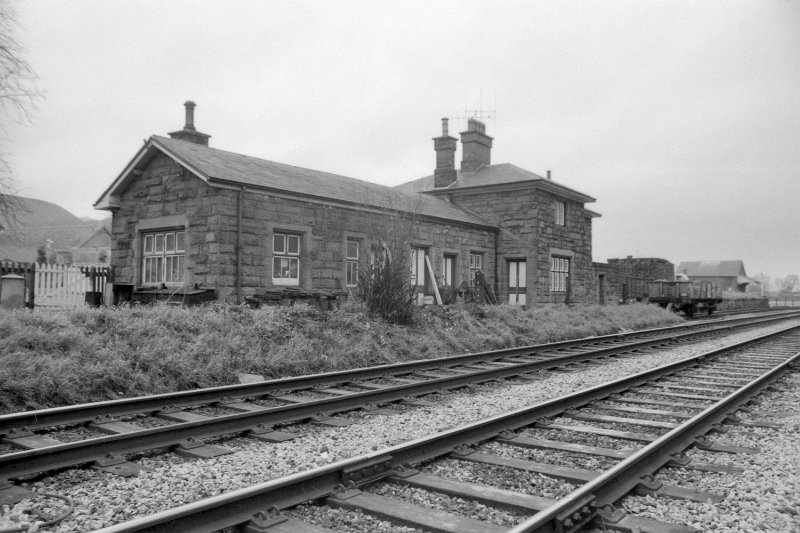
[0,303,682,413]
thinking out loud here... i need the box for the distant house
[94,102,601,306]
[71,227,112,266]
[676,260,759,292]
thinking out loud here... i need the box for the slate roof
[676,260,747,277]
[394,163,596,204]
[96,136,495,229]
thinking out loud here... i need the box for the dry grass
[0,302,682,413]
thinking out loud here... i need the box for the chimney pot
[168,100,211,146]
[547,170,551,180]
[433,118,458,188]
[184,101,196,131]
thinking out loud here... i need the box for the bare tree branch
[0,0,41,225]
[0,1,41,123]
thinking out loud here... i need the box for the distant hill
[0,196,110,263]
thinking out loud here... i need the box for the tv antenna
[449,90,497,129]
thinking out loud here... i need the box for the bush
[354,242,416,324]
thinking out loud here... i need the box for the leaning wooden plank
[484,282,498,304]
[424,255,442,304]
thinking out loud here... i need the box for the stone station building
[94,102,600,307]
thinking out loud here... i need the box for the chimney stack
[460,118,493,172]
[168,100,211,146]
[183,101,196,130]
[433,118,458,188]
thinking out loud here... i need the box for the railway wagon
[646,278,722,317]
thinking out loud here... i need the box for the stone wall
[111,153,221,289]
[604,257,675,302]
[111,153,496,300]
[442,187,594,305]
[112,152,598,306]
[606,257,674,280]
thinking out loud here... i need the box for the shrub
[354,241,416,324]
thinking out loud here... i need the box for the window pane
[518,261,527,287]
[165,255,183,283]
[154,234,165,253]
[176,231,185,252]
[144,234,154,254]
[288,257,298,278]
[273,234,285,254]
[273,257,282,278]
[347,261,358,286]
[171,256,179,282]
[287,235,300,255]
[165,233,175,253]
[416,250,425,286]
[346,240,358,259]
[144,257,153,283]
[555,201,565,225]
[165,256,174,282]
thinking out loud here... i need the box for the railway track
[1,312,798,492]
[88,323,800,533]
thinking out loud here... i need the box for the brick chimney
[168,101,211,146]
[433,118,458,188]
[460,118,493,172]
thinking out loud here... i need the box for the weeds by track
[1,312,799,487]
[91,324,800,533]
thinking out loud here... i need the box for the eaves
[423,179,597,204]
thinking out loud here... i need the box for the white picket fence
[33,264,101,309]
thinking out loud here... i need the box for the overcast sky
[4,1,799,280]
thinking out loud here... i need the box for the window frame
[551,256,570,292]
[410,247,428,289]
[508,259,527,306]
[555,200,566,226]
[141,229,186,286]
[346,238,359,287]
[469,252,484,287]
[272,232,301,286]
[443,254,457,287]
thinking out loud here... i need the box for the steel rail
[2,316,793,480]
[0,319,730,479]
[508,341,800,532]
[1,311,796,435]
[0,316,795,480]
[91,324,800,533]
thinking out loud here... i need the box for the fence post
[27,263,35,309]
